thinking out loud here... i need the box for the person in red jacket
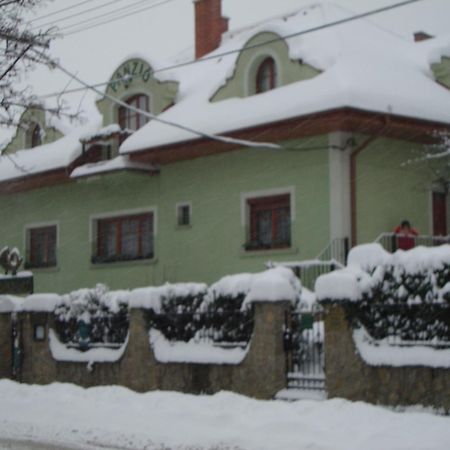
[394,220,419,250]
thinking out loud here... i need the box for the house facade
[0,0,449,293]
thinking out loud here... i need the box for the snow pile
[120,3,450,154]
[21,293,61,312]
[298,286,317,311]
[210,267,300,309]
[353,328,450,368]
[315,267,374,302]
[129,282,208,312]
[70,155,155,178]
[0,121,101,183]
[79,123,122,142]
[0,295,23,313]
[347,243,392,272]
[242,266,299,308]
[149,329,248,364]
[1,381,450,450]
[49,330,128,364]
[316,244,450,304]
[0,270,32,280]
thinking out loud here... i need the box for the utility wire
[27,0,99,24]
[52,58,282,150]
[59,0,171,35]
[62,0,177,36]
[31,0,128,30]
[38,0,426,100]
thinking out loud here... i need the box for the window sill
[240,246,299,258]
[176,224,192,230]
[90,257,158,269]
[24,265,59,273]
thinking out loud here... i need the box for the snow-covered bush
[54,284,129,349]
[317,244,450,345]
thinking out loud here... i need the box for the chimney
[194,0,229,59]
[414,31,433,42]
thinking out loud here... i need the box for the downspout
[350,115,391,247]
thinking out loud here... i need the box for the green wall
[0,136,330,293]
[356,136,435,243]
[432,56,450,89]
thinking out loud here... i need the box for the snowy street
[0,381,449,450]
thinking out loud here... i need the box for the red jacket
[394,226,418,250]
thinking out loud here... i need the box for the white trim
[89,206,158,244]
[240,186,295,228]
[175,201,192,226]
[244,49,283,97]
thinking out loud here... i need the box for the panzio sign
[110,59,153,92]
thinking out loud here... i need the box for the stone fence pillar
[321,301,450,411]
[0,313,12,379]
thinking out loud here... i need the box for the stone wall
[15,301,288,399]
[323,303,450,411]
[0,314,11,379]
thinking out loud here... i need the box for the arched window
[118,94,149,132]
[256,57,277,94]
[30,123,42,148]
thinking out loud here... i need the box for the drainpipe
[350,115,391,247]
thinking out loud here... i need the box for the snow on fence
[0,267,300,365]
[316,243,450,362]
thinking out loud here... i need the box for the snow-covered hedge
[316,244,450,345]
[0,267,302,349]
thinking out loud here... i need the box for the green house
[0,0,449,293]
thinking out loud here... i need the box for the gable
[211,32,320,102]
[96,57,179,128]
[3,107,63,155]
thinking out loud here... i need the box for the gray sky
[19,0,450,122]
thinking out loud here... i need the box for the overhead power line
[27,0,98,24]
[62,0,177,36]
[38,0,425,100]
[52,58,282,151]
[59,0,173,35]
[31,0,128,30]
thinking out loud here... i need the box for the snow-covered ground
[0,381,449,450]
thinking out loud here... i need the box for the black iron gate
[11,312,22,380]
[285,308,325,391]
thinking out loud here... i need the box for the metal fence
[286,309,325,391]
[146,309,254,348]
[354,303,450,348]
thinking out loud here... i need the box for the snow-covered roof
[70,155,156,179]
[2,1,450,183]
[120,1,450,154]
[0,121,100,182]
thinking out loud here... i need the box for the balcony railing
[375,232,449,253]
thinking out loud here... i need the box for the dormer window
[118,94,149,132]
[30,123,42,148]
[256,57,277,94]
